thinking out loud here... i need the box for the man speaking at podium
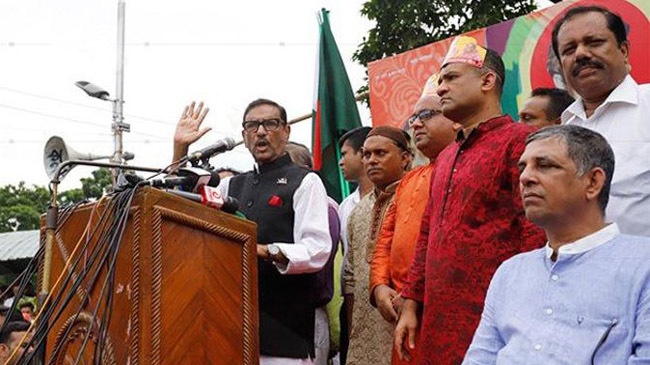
[172,99,331,365]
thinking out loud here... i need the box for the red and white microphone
[200,185,240,214]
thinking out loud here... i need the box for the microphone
[187,137,237,163]
[164,188,239,214]
[200,186,240,214]
[206,169,221,188]
[146,167,212,192]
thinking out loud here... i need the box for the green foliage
[0,169,113,233]
[0,183,49,232]
[352,0,538,103]
[57,188,85,206]
[80,168,112,200]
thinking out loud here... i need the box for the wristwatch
[267,244,281,261]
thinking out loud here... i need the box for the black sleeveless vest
[228,153,317,359]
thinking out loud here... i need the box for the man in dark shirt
[173,99,331,364]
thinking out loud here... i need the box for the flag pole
[289,91,369,125]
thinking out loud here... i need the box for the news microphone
[187,137,237,163]
[164,188,240,214]
[146,167,211,191]
[200,186,240,214]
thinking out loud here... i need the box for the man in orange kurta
[370,75,457,364]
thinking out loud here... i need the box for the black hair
[478,48,506,96]
[339,126,372,151]
[530,88,575,121]
[551,6,627,60]
[243,98,288,123]
[0,321,30,345]
[18,302,34,311]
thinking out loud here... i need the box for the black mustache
[572,58,604,76]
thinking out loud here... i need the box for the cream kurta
[343,184,398,365]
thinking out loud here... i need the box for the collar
[563,74,639,122]
[373,179,400,197]
[254,153,293,174]
[456,114,513,142]
[459,123,481,141]
[349,188,361,203]
[545,223,620,259]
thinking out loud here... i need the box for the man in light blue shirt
[463,125,650,364]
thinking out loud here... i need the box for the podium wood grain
[41,187,259,365]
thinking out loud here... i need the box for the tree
[0,183,49,232]
[0,169,113,233]
[62,168,113,205]
[352,0,538,101]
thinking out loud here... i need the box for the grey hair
[525,125,615,213]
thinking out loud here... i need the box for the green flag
[312,8,363,203]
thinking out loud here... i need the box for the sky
[0,0,551,191]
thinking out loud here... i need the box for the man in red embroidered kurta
[395,37,546,365]
[370,75,456,365]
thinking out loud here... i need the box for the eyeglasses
[242,118,285,133]
[407,109,440,126]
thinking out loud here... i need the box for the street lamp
[73,0,129,185]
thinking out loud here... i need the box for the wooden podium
[41,187,259,364]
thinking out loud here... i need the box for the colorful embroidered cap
[442,36,487,68]
[421,73,440,98]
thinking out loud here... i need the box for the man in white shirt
[173,99,331,365]
[553,5,650,236]
[337,127,372,257]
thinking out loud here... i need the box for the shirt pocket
[555,315,620,364]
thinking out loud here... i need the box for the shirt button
[546,308,553,315]
[453,168,458,173]
[447,189,452,194]
[551,274,559,281]
[252,178,260,185]
[246,200,253,208]
[534,344,542,351]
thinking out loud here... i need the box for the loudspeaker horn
[43,136,110,180]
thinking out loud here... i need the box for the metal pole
[111,0,129,184]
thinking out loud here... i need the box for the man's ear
[401,150,412,170]
[0,343,9,356]
[480,71,498,93]
[241,129,251,150]
[585,167,606,203]
[620,40,630,64]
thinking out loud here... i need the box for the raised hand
[172,101,212,163]
[174,101,211,147]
